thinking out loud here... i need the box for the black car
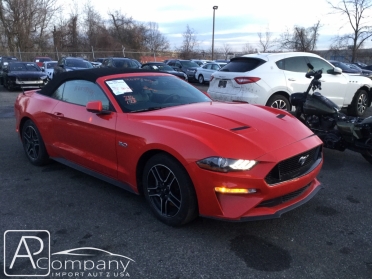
[165,59,199,82]
[2,61,48,91]
[54,57,94,76]
[0,56,18,85]
[345,62,372,79]
[101,57,140,69]
[328,60,362,74]
[141,62,188,81]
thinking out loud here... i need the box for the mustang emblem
[298,155,309,166]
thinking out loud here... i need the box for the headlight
[196,157,257,172]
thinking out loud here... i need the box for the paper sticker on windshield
[106,80,132,95]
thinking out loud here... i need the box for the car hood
[129,102,315,158]
[66,67,89,71]
[164,70,185,76]
[8,71,46,78]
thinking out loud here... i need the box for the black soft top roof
[38,68,159,96]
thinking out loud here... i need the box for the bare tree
[327,0,372,62]
[144,22,170,53]
[242,43,255,54]
[178,25,198,59]
[278,21,321,52]
[0,0,60,56]
[257,29,275,52]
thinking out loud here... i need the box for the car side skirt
[52,157,138,194]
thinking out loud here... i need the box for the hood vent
[276,114,286,119]
[230,126,250,131]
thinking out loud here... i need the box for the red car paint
[14,71,323,224]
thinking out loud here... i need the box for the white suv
[207,52,372,116]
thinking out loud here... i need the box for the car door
[306,56,348,107]
[280,56,310,94]
[50,80,118,178]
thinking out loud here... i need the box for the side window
[142,65,150,69]
[212,64,219,70]
[168,61,175,66]
[62,80,111,110]
[175,62,182,68]
[51,83,65,100]
[281,57,308,72]
[306,57,334,74]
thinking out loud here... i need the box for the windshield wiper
[129,107,165,113]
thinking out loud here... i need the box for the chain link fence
[1,49,241,63]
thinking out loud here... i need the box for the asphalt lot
[1,84,372,279]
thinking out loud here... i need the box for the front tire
[198,74,204,84]
[21,120,49,166]
[142,153,198,226]
[266,95,291,111]
[348,89,369,117]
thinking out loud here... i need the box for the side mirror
[333,67,342,74]
[327,67,342,75]
[86,101,111,115]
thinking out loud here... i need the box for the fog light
[214,187,257,194]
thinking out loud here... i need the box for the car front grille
[264,145,322,185]
[256,183,311,208]
[18,78,40,82]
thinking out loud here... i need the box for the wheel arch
[266,91,291,105]
[135,149,194,196]
[18,116,33,140]
[365,86,372,107]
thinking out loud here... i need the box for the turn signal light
[215,187,257,194]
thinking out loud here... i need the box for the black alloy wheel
[142,153,198,226]
[21,120,49,166]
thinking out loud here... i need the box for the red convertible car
[14,68,323,226]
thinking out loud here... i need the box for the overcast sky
[63,0,372,52]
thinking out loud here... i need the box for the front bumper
[188,135,323,221]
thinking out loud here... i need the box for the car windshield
[113,59,136,68]
[106,75,211,112]
[9,62,40,71]
[66,59,93,68]
[220,58,265,72]
[46,62,57,69]
[180,61,199,67]
[36,58,51,62]
[149,64,174,71]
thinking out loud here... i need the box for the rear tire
[266,95,291,111]
[198,75,205,84]
[348,89,369,117]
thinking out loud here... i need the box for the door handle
[288,78,296,81]
[53,112,64,118]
